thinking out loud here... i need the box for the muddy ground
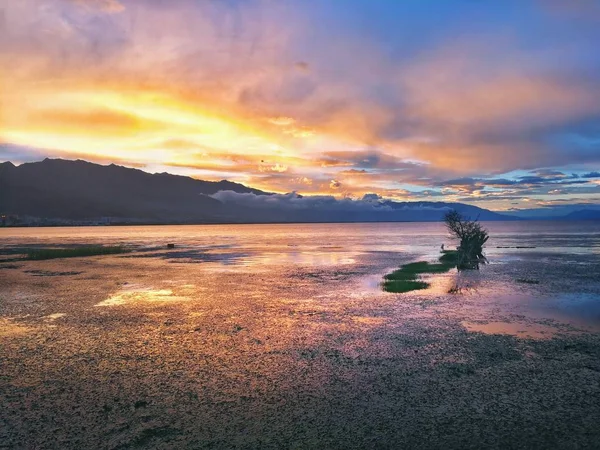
[1,246,600,449]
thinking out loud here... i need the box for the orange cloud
[26,108,148,136]
[70,0,125,13]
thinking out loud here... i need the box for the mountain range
[0,159,596,225]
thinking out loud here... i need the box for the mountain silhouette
[0,159,263,223]
[1,158,518,224]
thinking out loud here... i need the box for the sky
[1,0,600,211]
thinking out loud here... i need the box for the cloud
[211,190,391,212]
[70,0,125,13]
[362,193,383,202]
[267,116,296,126]
[0,143,49,163]
[322,150,422,170]
[583,172,600,178]
[1,0,600,209]
[209,190,466,221]
[259,163,288,173]
[27,108,147,135]
[329,179,341,189]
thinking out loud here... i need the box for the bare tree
[444,210,488,270]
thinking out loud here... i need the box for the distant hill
[503,206,600,221]
[0,159,264,223]
[563,209,600,221]
[1,158,519,224]
[380,200,513,222]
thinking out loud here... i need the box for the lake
[1,221,600,448]
[2,221,600,255]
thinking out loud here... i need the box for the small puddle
[44,313,66,321]
[550,293,600,321]
[462,321,562,340]
[96,286,190,307]
[476,292,600,332]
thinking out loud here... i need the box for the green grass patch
[439,250,459,264]
[26,246,129,261]
[384,262,426,281]
[384,261,454,282]
[382,252,457,294]
[420,262,455,273]
[382,279,430,293]
[516,278,540,285]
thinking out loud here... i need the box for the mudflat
[1,223,600,449]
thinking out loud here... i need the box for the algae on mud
[516,278,541,285]
[382,251,458,293]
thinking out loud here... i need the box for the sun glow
[1,85,302,168]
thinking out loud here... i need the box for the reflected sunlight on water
[2,222,597,260]
[237,251,358,267]
[461,321,564,340]
[44,313,66,321]
[3,221,600,329]
[0,319,32,338]
[96,286,192,306]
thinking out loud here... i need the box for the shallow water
[2,221,600,331]
[2,220,600,252]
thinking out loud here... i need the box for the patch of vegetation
[516,278,540,285]
[383,279,430,293]
[382,252,458,293]
[439,250,459,264]
[24,270,83,276]
[384,261,453,281]
[26,246,129,261]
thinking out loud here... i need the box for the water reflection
[238,251,358,267]
[3,222,600,337]
[462,321,563,340]
[96,285,193,306]
[44,313,66,321]
[552,293,600,320]
[126,248,251,264]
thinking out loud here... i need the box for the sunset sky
[1,0,600,211]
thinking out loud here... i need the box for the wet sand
[2,224,600,449]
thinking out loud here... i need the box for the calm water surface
[2,220,600,255]
[2,221,600,326]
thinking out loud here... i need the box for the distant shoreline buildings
[0,214,114,227]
